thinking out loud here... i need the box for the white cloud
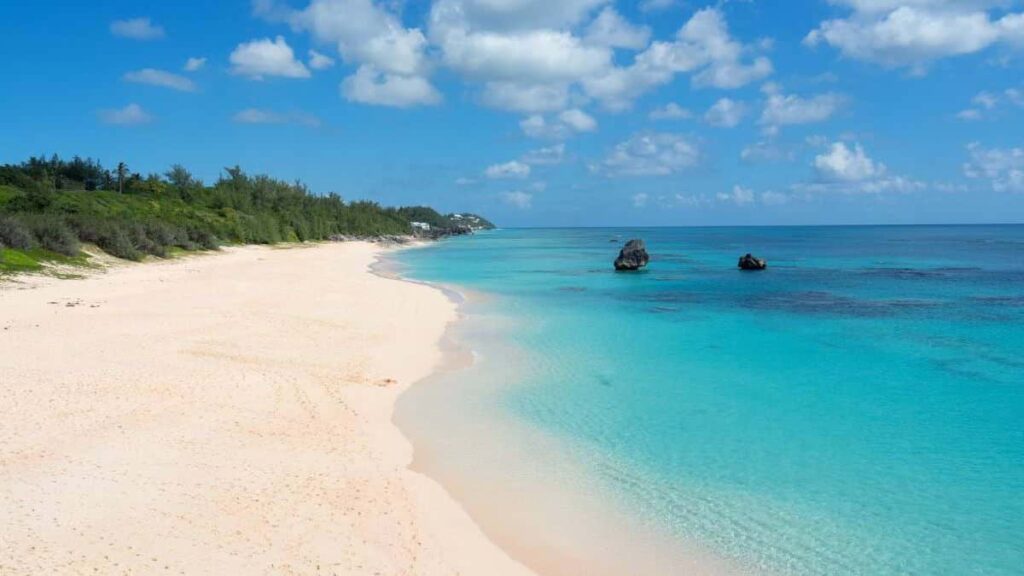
[957,108,984,121]
[98,103,152,125]
[436,27,612,84]
[599,133,700,176]
[704,97,747,128]
[233,108,321,127]
[649,103,693,120]
[640,0,677,12]
[583,8,772,110]
[501,190,533,208]
[184,57,206,72]
[123,68,197,92]
[964,142,1024,192]
[485,160,532,179]
[957,88,1024,119]
[264,0,440,107]
[805,140,925,194]
[110,17,165,40]
[455,177,477,185]
[230,36,311,79]
[522,143,566,165]
[717,185,756,205]
[434,0,609,32]
[289,0,430,75]
[559,108,597,132]
[815,142,885,181]
[341,65,442,107]
[585,7,651,49]
[805,4,1024,70]
[760,190,790,205]
[308,49,336,70]
[481,82,569,112]
[760,84,844,133]
[519,109,597,139]
[632,192,649,207]
[741,140,793,163]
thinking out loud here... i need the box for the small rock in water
[614,239,650,271]
[738,253,767,270]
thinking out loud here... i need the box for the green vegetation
[0,154,493,276]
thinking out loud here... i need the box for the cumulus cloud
[501,190,533,208]
[123,68,197,92]
[806,140,925,193]
[741,140,794,163]
[434,0,609,32]
[184,57,207,72]
[957,88,1024,120]
[308,49,335,70]
[485,160,532,179]
[583,8,773,110]
[520,109,597,139]
[259,1,770,114]
[481,82,569,113]
[560,108,598,132]
[341,65,442,107]
[805,2,1024,71]
[599,133,700,176]
[233,108,322,127]
[815,142,885,181]
[717,185,756,205]
[289,0,429,75]
[760,83,844,134]
[98,103,152,125]
[230,36,311,79]
[585,7,651,49]
[963,142,1024,192]
[260,0,439,107]
[110,17,165,40]
[649,103,693,120]
[704,98,747,128]
[632,192,649,207]
[522,143,566,165]
[760,190,790,205]
[640,0,678,12]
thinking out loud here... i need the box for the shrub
[67,214,106,244]
[23,214,79,256]
[0,216,35,249]
[186,225,218,250]
[95,223,142,261]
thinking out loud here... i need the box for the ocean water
[392,226,1024,575]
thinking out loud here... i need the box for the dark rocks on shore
[614,239,650,271]
[738,253,767,270]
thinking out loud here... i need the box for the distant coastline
[0,153,493,277]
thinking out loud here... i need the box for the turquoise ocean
[391,226,1023,575]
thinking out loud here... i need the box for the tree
[165,164,196,189]
[116,162,127,194]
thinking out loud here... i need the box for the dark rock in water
[614,239,650,271]
[738,253,767,270]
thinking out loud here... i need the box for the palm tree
[117,162,127,194]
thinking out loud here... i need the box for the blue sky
[1,0,1023,226]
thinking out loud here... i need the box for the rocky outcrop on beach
[738,253,767,270]
[614,239,650,271]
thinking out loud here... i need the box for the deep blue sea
[393,226,1024,575]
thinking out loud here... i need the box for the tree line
[0,154,492,264]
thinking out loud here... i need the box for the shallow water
[393,226,1024,575]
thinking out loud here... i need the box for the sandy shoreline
[0,242,534,575]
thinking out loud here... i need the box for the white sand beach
[0,242,534,576]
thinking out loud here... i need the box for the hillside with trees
[0,155,494,274]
